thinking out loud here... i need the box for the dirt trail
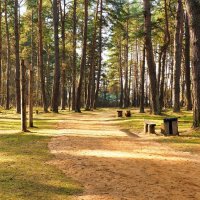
[48,110,200,200]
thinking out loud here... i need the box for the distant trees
[0,0,200,128]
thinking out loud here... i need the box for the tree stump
[117,110,123,117]
[125,110,131,117]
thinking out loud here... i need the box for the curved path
[48,110,200,200]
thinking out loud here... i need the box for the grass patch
[116,108,200,154]
[0,109,82,200]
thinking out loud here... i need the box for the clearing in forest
[49,110,200,200]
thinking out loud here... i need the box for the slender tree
[38,0,48,112]
[29,11,34,128]
[140,45,145,113]
[143,0,159,114]
[184,12,192,111]
[72,0,77,110]
[51,0,60,113]
[60,0,67,110]
[21,60,27,132]
[173,0,184,112]
[14,0,21,113]
[5,0,11,110]
[0,0,2,105]
[76,0,88,112]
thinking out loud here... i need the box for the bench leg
[144,124,148,133]
[148,125,155,134]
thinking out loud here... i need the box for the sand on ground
[48,110,200,200]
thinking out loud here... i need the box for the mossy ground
[0,108,82,200]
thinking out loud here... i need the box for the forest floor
[49,109,200,200]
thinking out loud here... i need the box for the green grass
[0,109,82,200]
[116,108,200,154]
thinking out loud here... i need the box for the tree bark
[140,45,145,113]
[173,0,184,112]
[143,0,159,114]
[51,0,60,113]
[72,0,77,110]
[21,60,27,132]
[0,0,2,106]
[159,0,170,111]
[184,12,192,111]
[85,0,100,110]
[5,1,11,110]
[124,13,129,108]
[75,0,88,112]
[38,0,48,112]
[60,0,67,110]
[94,0,103,109]
[185,0,200,127]
[14,0,21,113]
[29,11,34,128]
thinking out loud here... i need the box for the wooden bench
[144,121,156,134]
[117,110,123,117]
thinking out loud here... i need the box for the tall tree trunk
[29,11,34,128]
[5,0,11,110]
[85,0,100,110]
[21,60,27,132]
[185,0,200,127]
[38,0,48,112]
[14,0,21,113]
[119,37,124,108]
[124,15,129,108]
[173,0,184,112]
[143,0,159,114]
[94,0,103,109]
[75,0,88,112]
[140,45,145,113]
[184,12,192,111]
[0,0,2,106]
[60,0,67,110]
[72,0,77,110]
[159,0,170,110]
[52,0,60,113]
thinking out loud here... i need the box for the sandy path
[48,110,200,200]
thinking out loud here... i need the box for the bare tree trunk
[0,1,2,106]
[85,0,100,110]
[94,0,103,109]
[159,0,170,111]
[124,14,129,108]
[5,0,11,110]
[52,0,60,113]
[75,0,88,112]
[60,0,67,110]
[72,0,77,110]
[185,0,200,127]
[140,45,145,113]
[184,12,192,111]
[21,60,27,132]
[119,37,124,108]
[29,11,34,128]
[173,0,184,112]
[14,0,21,113]
[38,0,48,112]
[143,0,160,114]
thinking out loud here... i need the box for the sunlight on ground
[51,149,200,163]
